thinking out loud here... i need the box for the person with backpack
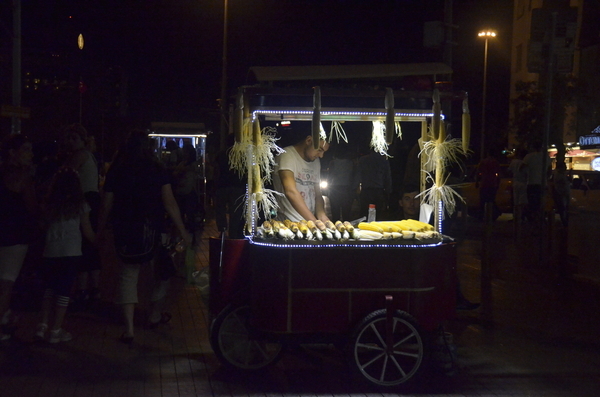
[99,130,192,344]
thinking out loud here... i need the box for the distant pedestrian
[0,134,37,341]
[521,141,550,223]
[173,143,201,232]
[477,149,501,219]
[35,167,95,343]
[355,148,392,220]
[59,124,102,309]
[508,148,528,222]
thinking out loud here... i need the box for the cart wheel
[347,309,425,388]
[210,304,283,370]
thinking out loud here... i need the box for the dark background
[0,0,513,157]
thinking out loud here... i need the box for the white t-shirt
[272,145,321,222]
[43,203,90,258]
[523,151,549,185]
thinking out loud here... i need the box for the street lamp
[478,29,496,161]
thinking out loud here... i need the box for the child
[35,167,95,343]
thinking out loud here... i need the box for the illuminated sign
[579,135,600,146]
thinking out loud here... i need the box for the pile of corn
[355,220,440,240]
[256,219,440,241]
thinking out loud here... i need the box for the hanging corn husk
[312,86,321,149]
[371,121,388,155]
[385,87,395,145]
[419,173,465,220]
[431,89,441,141]
[329,121,348,143]
[420,137,465,220]
[320,122,327,141]
[395,121,403,140]
[229,117,251,177]
[462,95,471,153]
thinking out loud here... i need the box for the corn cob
[289,222,303,239]
[284,219,293,229]
[334,221,346,233]
[277,223,295,240]
[358,222,384,233]
[297,221,312,239]
[334,221,349,240]
[356,230,383,240]
[343,221,360,240]
[306,220,321,240]
[401,230,415,239]
[324,220,341,239]
[314,220,327,232]
[271,220,281,233]
[262,220,274,238]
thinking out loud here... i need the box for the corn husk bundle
[328,121,348,143]
[462,96,471,153]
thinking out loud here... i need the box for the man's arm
[313,183,330,222]
[279,170,320,221]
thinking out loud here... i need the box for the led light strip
[252,109,444,122]
[249,238,442,249]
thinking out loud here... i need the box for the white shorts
[0,244,29,282]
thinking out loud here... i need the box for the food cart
[208,78,470,388]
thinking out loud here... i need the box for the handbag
[113,219,157,264]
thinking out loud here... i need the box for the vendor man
[272,133,330,222]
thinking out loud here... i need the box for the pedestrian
[508,148,528,222]
[477,148,501,219]
[355,148,392,220]
[521,141,550,223]
[99,130,192,344]
[0,134,38,340]
[327,144,356,221]
[34,167,95,343]
[59,124,102,309]
[172,143,201,232]
[214,134,246,238]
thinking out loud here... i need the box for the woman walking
[99,130,191,344]
[35,167,95,342]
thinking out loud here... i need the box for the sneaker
[35,323,48,340]
[49,328,72,344]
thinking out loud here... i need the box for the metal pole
[219,0,229,152]
[480,37,489,162]
[11,0,22,135]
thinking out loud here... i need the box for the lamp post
[219,0,229,151]
[478,29,496,162]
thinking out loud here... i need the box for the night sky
[6,0,513,140]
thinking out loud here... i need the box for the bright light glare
[320,180,328,189]
[478,30,497,38]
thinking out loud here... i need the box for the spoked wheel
[347,309,425,388]
[210,304,283,370]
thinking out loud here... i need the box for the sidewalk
[1,215,600,396]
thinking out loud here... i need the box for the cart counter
[248,237,457,334]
